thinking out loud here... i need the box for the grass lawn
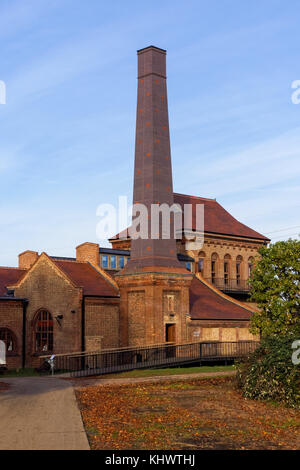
[0,368,40,377]
[103,364,235,379]
[76,376,300,450]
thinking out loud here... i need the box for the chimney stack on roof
[18,250,39,269]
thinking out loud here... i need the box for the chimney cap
[137,45,166,55]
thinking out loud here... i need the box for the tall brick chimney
[116,47,193,347]
[124,45,183,272]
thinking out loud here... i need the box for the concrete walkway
[0,377,90,450]
[0,370,235,449]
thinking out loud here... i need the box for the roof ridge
[174,192,217,201]
[86,262,120,293]
[0,266,27,271]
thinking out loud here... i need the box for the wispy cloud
[175,126,300,198]
[0,145,21,173]
[0,0,60,39]
[7,31,126,108]
[0,0,299,265]
[173,126,300,239]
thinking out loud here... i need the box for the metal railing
[40,340,259,378]
[205,277,250,293]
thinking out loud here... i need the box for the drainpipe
[81,296,85,353]
[81,296,86,370]
[22,300,28,369]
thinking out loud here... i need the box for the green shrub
[236,335,300,408]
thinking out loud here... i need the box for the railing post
[200,342,202,365]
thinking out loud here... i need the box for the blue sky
[0,0,299,266]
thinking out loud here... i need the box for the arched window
[236,255,243,285]
[34,310,53,353]
[224,254,231,285]
[211,253,218,284]
[0,328,17,353]
[198,251,206,273]
[248,256,254,278]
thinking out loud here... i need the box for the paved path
[0,371,234,449]
[0,377,90,450]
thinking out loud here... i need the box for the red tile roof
[190,276,252,320]
[53,259,119,297]
[0,267,27,296]
[174,193,269,241]
[111,193,269,242]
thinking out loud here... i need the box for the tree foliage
[236,335,300,408]
[249,239,300,337]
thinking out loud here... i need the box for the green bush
[236,335,300,408]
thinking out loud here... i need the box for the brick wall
[85,297,120,349]
[127,291,146,346]
[184,235,262,281]
[111,233,263,295]
[14,256,82,368]
[0,300,23,369]
[85,336,102,352]
[117,272,193,347]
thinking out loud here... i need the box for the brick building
[0,46,269,369]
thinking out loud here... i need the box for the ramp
[41,340,259,378]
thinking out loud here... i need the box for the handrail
[40,340,260,378]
